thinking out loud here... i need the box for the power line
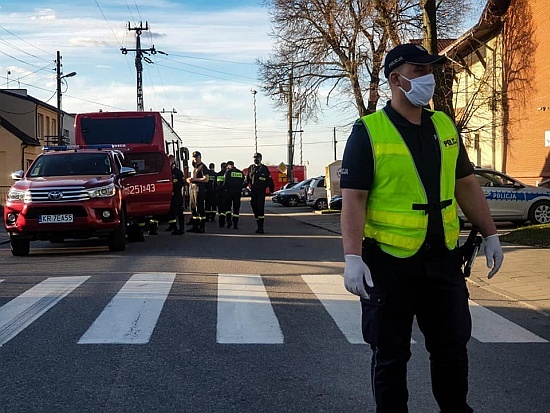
[0,24,54,57]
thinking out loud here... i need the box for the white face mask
[399,73,435,107]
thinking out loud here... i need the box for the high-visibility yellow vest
[360,109,460,257]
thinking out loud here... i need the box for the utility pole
[333,127,337,161]
[56,51,76,145]
[251,89,258,154]
[121,22,165,111]
[161,108,177,128]
[287,66,294,183]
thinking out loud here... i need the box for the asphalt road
[0,202,549,412]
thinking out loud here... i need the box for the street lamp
[6,70,11,88]
[57,70,76,145]
[251,89,258,153]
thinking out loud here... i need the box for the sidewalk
[276,208,550,317]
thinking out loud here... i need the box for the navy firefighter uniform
[219,161,245,229]
[246,152,274,234]
[166,155,185,235]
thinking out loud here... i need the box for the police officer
[341,44,504,412]
[186,151,209,233]
[219,161,245,229]
[166,154,185,235]
[216,162,228,228]
[246,152,274,234]
[205,162,217,222]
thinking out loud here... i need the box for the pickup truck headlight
[87,184,116,198]
[7,188,29,202]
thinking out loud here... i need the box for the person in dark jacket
[219,161,245,229]
[205,162,217,222]
[216,162,228,228]
[246,153,274,234]
[166,155,185,235]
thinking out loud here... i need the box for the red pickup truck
[4,146,139,256]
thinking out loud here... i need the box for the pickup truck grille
[25,206,88,219]
[28,186,89,202]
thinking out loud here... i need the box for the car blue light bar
[42,144,127,151]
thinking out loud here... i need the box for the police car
[458,167,550,226]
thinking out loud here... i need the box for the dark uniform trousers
[361,240,473,413]
[223,190,242,228]
[250,189,266,227]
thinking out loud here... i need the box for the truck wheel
[286,195,299,207]
[10,236,30,256]
[314,198,328,210]
[108,211,127,252]
[528,200,550,225]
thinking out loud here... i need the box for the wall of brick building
[504,0,550,185]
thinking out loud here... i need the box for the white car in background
[459,167,550,226]
[306,176,328,210]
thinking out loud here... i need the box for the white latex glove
[484,234,504,279]
[344,254,374,298]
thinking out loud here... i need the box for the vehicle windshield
[79,117,156,145]
[28,153,112,177]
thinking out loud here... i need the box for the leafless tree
[259,0,475,121]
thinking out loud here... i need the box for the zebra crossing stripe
[78,273,175,345]
[217,273,283,344]
[469,300,548,343]
[301,274,366,344]
[0,276,89,348]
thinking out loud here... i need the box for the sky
[0,0,485,177]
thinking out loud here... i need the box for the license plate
[38,214,74,223]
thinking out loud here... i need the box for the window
[38,114,44,140]
[124,152,165,175]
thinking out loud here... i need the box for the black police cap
[253,152,262,159]
[192,151,201,157]
[384,43,447,78]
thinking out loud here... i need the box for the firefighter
[205,162,217,222]
[186,151,209,233]
[219,161,245,229]
[216,162,228,228]
[246,152,274,234]
[166,154,185,235]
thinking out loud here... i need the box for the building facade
[443,0,549,186]
[0,89,75,205]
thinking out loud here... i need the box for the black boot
[218,214,225,228]
[189,219,200,233]
[232,216,239,230]
[166,222,177,232]
[197,219,206,233]
[255,219,264,234]
[226,213,233,228]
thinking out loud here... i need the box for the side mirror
[11,170,24,180]
[179,147,189,161]
[119,166,136,178]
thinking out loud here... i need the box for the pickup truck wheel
[108,211,127,252]
[286,195,299,207]
[10,236,30,256]
[314,198,328,210]
[528,200,550,225]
